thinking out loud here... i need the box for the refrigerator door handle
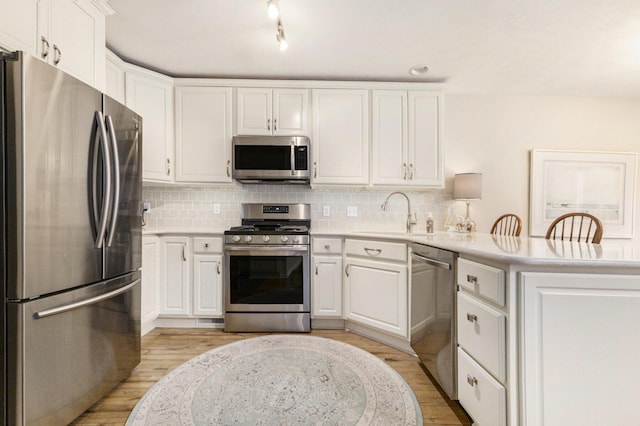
[33,280,139,319]
[105,115,121,247]
[90,111,112,248]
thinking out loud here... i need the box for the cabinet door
[311,255,343,318]
[38,0,106,89]
[0,0,36,54]
[193,254,223,317]
[236,88,272,135]
[105,50,126,104]
[175,86,232,183]
[160,237,191,316]
[371,90,407,185]
[407,92,442,186]
[126,68,174,182]
[141,236,160,332]
[344,257,407,337]
[311,89,369,185]
[273,89,308,136]
[521,272,640,426]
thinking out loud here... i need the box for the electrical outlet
[143,202,151,213]
[213,203,221,214]
[347,206,358,217]
[323,205,330,217]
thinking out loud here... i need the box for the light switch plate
[323,205,330,216]
[347,206,358,217]
[213,203,221,214]
[143,202,151,212]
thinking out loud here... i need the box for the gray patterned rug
[127,334,423,425]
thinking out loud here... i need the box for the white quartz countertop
[314,230,640,267]
[142,228,640,267]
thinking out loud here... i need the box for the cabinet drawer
[312,238,342,254]
[458,258,505,306]
[344,239,406,262]
[193,237,223,253]
[457,347,506,426]
[457,292,506,381]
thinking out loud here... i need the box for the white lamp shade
[454,173,482,200]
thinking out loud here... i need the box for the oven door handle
[224,245,309,252]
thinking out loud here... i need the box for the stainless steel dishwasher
[410,242,458,399]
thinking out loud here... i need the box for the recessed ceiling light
[409,65,430,76]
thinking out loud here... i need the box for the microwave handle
[290,143,295,176]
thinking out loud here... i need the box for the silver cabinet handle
[467,375,478,387]
[267,118,271,131]
[204,243,209,248]
[409,163,414,179]
[53,44,62,65]
[217,262,221,274]
[182,244,187,261]
[166,158,171,176]
[467,275,478,284]
[226,159,231,177]
[345,264,350,277]
[105,115,120,248]
[467,313,478,323]
[402,163,407,180]
[40,36,50,58]
[324,244,330,250]
[274,118,277,131]
[315,264,318,275]
[35,280,139,319]
[364,247,382,256]
[314,161,317,178]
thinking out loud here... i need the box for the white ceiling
[106,0,640,98]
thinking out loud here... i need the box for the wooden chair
[490,214,522,236]
[544,212,603,243]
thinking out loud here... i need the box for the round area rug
[127,334,423,425]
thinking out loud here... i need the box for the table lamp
[454,173,482,232]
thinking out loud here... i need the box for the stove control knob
[244,235,252,242]
[232,235,241,242]
[281,235,289,243]
[263,235,270,242]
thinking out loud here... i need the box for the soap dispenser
[426,212,434,234]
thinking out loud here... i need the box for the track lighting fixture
[267,0,280,19]
[276,20,288,50]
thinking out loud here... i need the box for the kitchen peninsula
[144,228,640,426]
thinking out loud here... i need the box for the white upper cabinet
[36,0,107,89]
[371,90,442,187]
[311,89,370,186]
[0,0,37,54]
[126,66,174,182]
[236,88,309,136]
[175,86,233,183]
[105,50,126,104]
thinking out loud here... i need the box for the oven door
[224,245,310,313]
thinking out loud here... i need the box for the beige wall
[444,94,640,240]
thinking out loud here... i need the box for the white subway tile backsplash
[142,184,454,232]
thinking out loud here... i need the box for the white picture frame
[529,150,637,238]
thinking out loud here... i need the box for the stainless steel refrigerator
[1,51,143,425]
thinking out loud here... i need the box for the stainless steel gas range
[223,203,311,332]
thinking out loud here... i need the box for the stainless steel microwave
[232,135,311,183]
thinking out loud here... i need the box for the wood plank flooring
[71,328,472,425]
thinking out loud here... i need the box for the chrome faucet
[380,191,417,233]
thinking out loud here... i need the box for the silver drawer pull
[467,313,478,323]
[467,274,478,284]
[467,375,478,387]
[315,264,319,275]
[204,243,209,248]
[324,244,330,250]
[364,247,382,256]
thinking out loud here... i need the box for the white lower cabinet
[141,235,160,334]
[159,235,224,320]
[456,257,507,426]
[343,239,408,338]
[520,272,640,426]
[311,238,343,318]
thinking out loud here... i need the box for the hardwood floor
[72,328,472,425]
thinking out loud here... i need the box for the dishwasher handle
[411,252,452,270]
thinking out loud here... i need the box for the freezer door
[5,52,104,299]
[6,272,141,426]
[103,96,142,278]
